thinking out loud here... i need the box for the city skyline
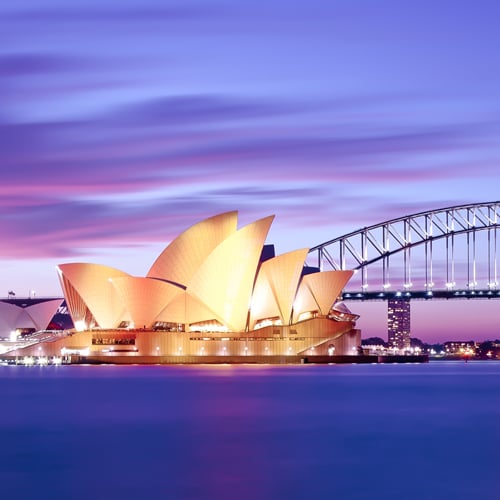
[1,1,500,342]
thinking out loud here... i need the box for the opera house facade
[8,212,360,362]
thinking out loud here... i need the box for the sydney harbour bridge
[308,201,500,336]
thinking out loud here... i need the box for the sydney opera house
[5,212,360,362]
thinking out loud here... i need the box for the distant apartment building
[387,298,411,349]
[444,341,476,355]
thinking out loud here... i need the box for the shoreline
[1,353,430,365]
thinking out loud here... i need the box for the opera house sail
[7,212,360,362]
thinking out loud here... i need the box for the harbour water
[0,361,498,499]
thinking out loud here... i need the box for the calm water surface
[0,361,498,500]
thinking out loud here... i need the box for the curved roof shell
[23,299,63,331]
[249,248,309,329]
[293,270,354,322]
[187,215,274,332]
[147,211,238,286]
[0,302,24,335]
[110,276,184,329]
[161,291,224,326]
[0,299,62,336]
[57,263,130,329]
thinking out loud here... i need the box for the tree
[362,337,387,347]
[410,337,424,349]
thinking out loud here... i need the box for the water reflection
[0,363,498,499]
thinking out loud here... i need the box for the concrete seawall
[66,354,429,365]
[1,354,429,365]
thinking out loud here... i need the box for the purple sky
[1,0,500,342]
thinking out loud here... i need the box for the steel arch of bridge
[309,201,500,292]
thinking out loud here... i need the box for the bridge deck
[342,289,500,301]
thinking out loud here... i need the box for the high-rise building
[387,298,410,349]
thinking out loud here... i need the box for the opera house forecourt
[7,212,361,364]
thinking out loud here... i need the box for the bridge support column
[387,298,411,350]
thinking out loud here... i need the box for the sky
[1,0,500,342]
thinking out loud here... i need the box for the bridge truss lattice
[309,202,500,293]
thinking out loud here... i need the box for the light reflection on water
[0,362,498,500]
